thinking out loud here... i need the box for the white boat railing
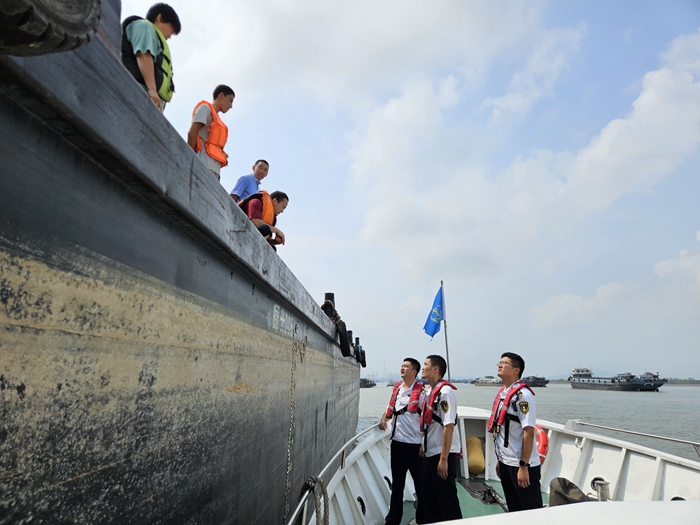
[565,420,700,459]
[285,423,380,525]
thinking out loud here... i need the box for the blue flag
[423,285,445,338]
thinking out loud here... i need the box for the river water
[357,383,700,463]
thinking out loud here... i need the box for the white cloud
[483,25,585,120]
[348,28,700,280]
[654,249,700,288]
[532,283,638,326]
[124,0,549,105]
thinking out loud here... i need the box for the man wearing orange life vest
[187,85,235,180]
[489,352,543,512]
[379,358,425,525]
[239,190,288,247]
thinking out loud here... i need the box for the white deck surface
[439,501,700,524]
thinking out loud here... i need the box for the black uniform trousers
[498,461,543,512]
[421,453,462,523]
[385,440,425,525]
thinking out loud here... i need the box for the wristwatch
[519,460,530,467]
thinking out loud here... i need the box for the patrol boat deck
[286,406,700,524]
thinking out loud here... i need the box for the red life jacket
[385,380,424,419]
[192,100,229,167]
[487,380,535,433]
[420,379,457,430]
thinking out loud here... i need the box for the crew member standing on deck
[121,3,181,111]
[488,352,543,512]
[419,354,462,523]
[188,85,235,181]
[379,358,426,525]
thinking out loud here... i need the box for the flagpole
[441,280,452,382]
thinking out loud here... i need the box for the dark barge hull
[569,380,639,391]
[638,381,667,392]
[0,3,359,524]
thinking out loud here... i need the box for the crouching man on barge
[489,352,543,512]
[238,190,288,247]
[419,354,462,523]
[379,358,426,525]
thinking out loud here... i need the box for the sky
[122,0,700,379]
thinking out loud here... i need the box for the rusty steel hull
[0,4,360,523]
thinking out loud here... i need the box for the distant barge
[569,368,667,391]
[522,376,549,387]
[474,376,503,386]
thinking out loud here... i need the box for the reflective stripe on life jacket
[192,101,229,167]
[239,190,275,226]
[420,379,457,430]
[488,380,535,447]
[384,381,424,419]
[121,17,175,102]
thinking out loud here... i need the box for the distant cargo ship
[474,376,503,386]
[569,368,666,391]
[522,376,549,387]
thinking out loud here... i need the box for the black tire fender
[336,320,352,358]
[0,0,101,56]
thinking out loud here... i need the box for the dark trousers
[498,461,543,512]
[421,453,462,523]
[385,440,425,525]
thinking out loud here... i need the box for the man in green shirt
[122,3,181,111]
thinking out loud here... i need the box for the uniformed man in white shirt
[419,354,462,523]
[490,352,543,512]
[379,358,425,525]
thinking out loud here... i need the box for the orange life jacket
[487,381,535,434]
[420,379,457,429]
[193,100,228,167]
[385,381,424,419]
[239,190,275,226]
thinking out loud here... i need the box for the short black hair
[426,354,447,378]
[213,85,235,99]
[404,358,421,374]
[146,3,181,34]
[254,159,269,167]
[270,191,289,202]
[501,352,525,378]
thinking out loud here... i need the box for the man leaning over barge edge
[238,190,288,249]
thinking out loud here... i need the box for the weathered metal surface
[0,1,360,523]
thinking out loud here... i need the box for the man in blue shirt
[230,160,269,202]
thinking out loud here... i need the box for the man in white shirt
[419,355,461,523]
[379,358,425,525]
[489,352,543,512]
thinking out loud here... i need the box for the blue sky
[122,1,700,379]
